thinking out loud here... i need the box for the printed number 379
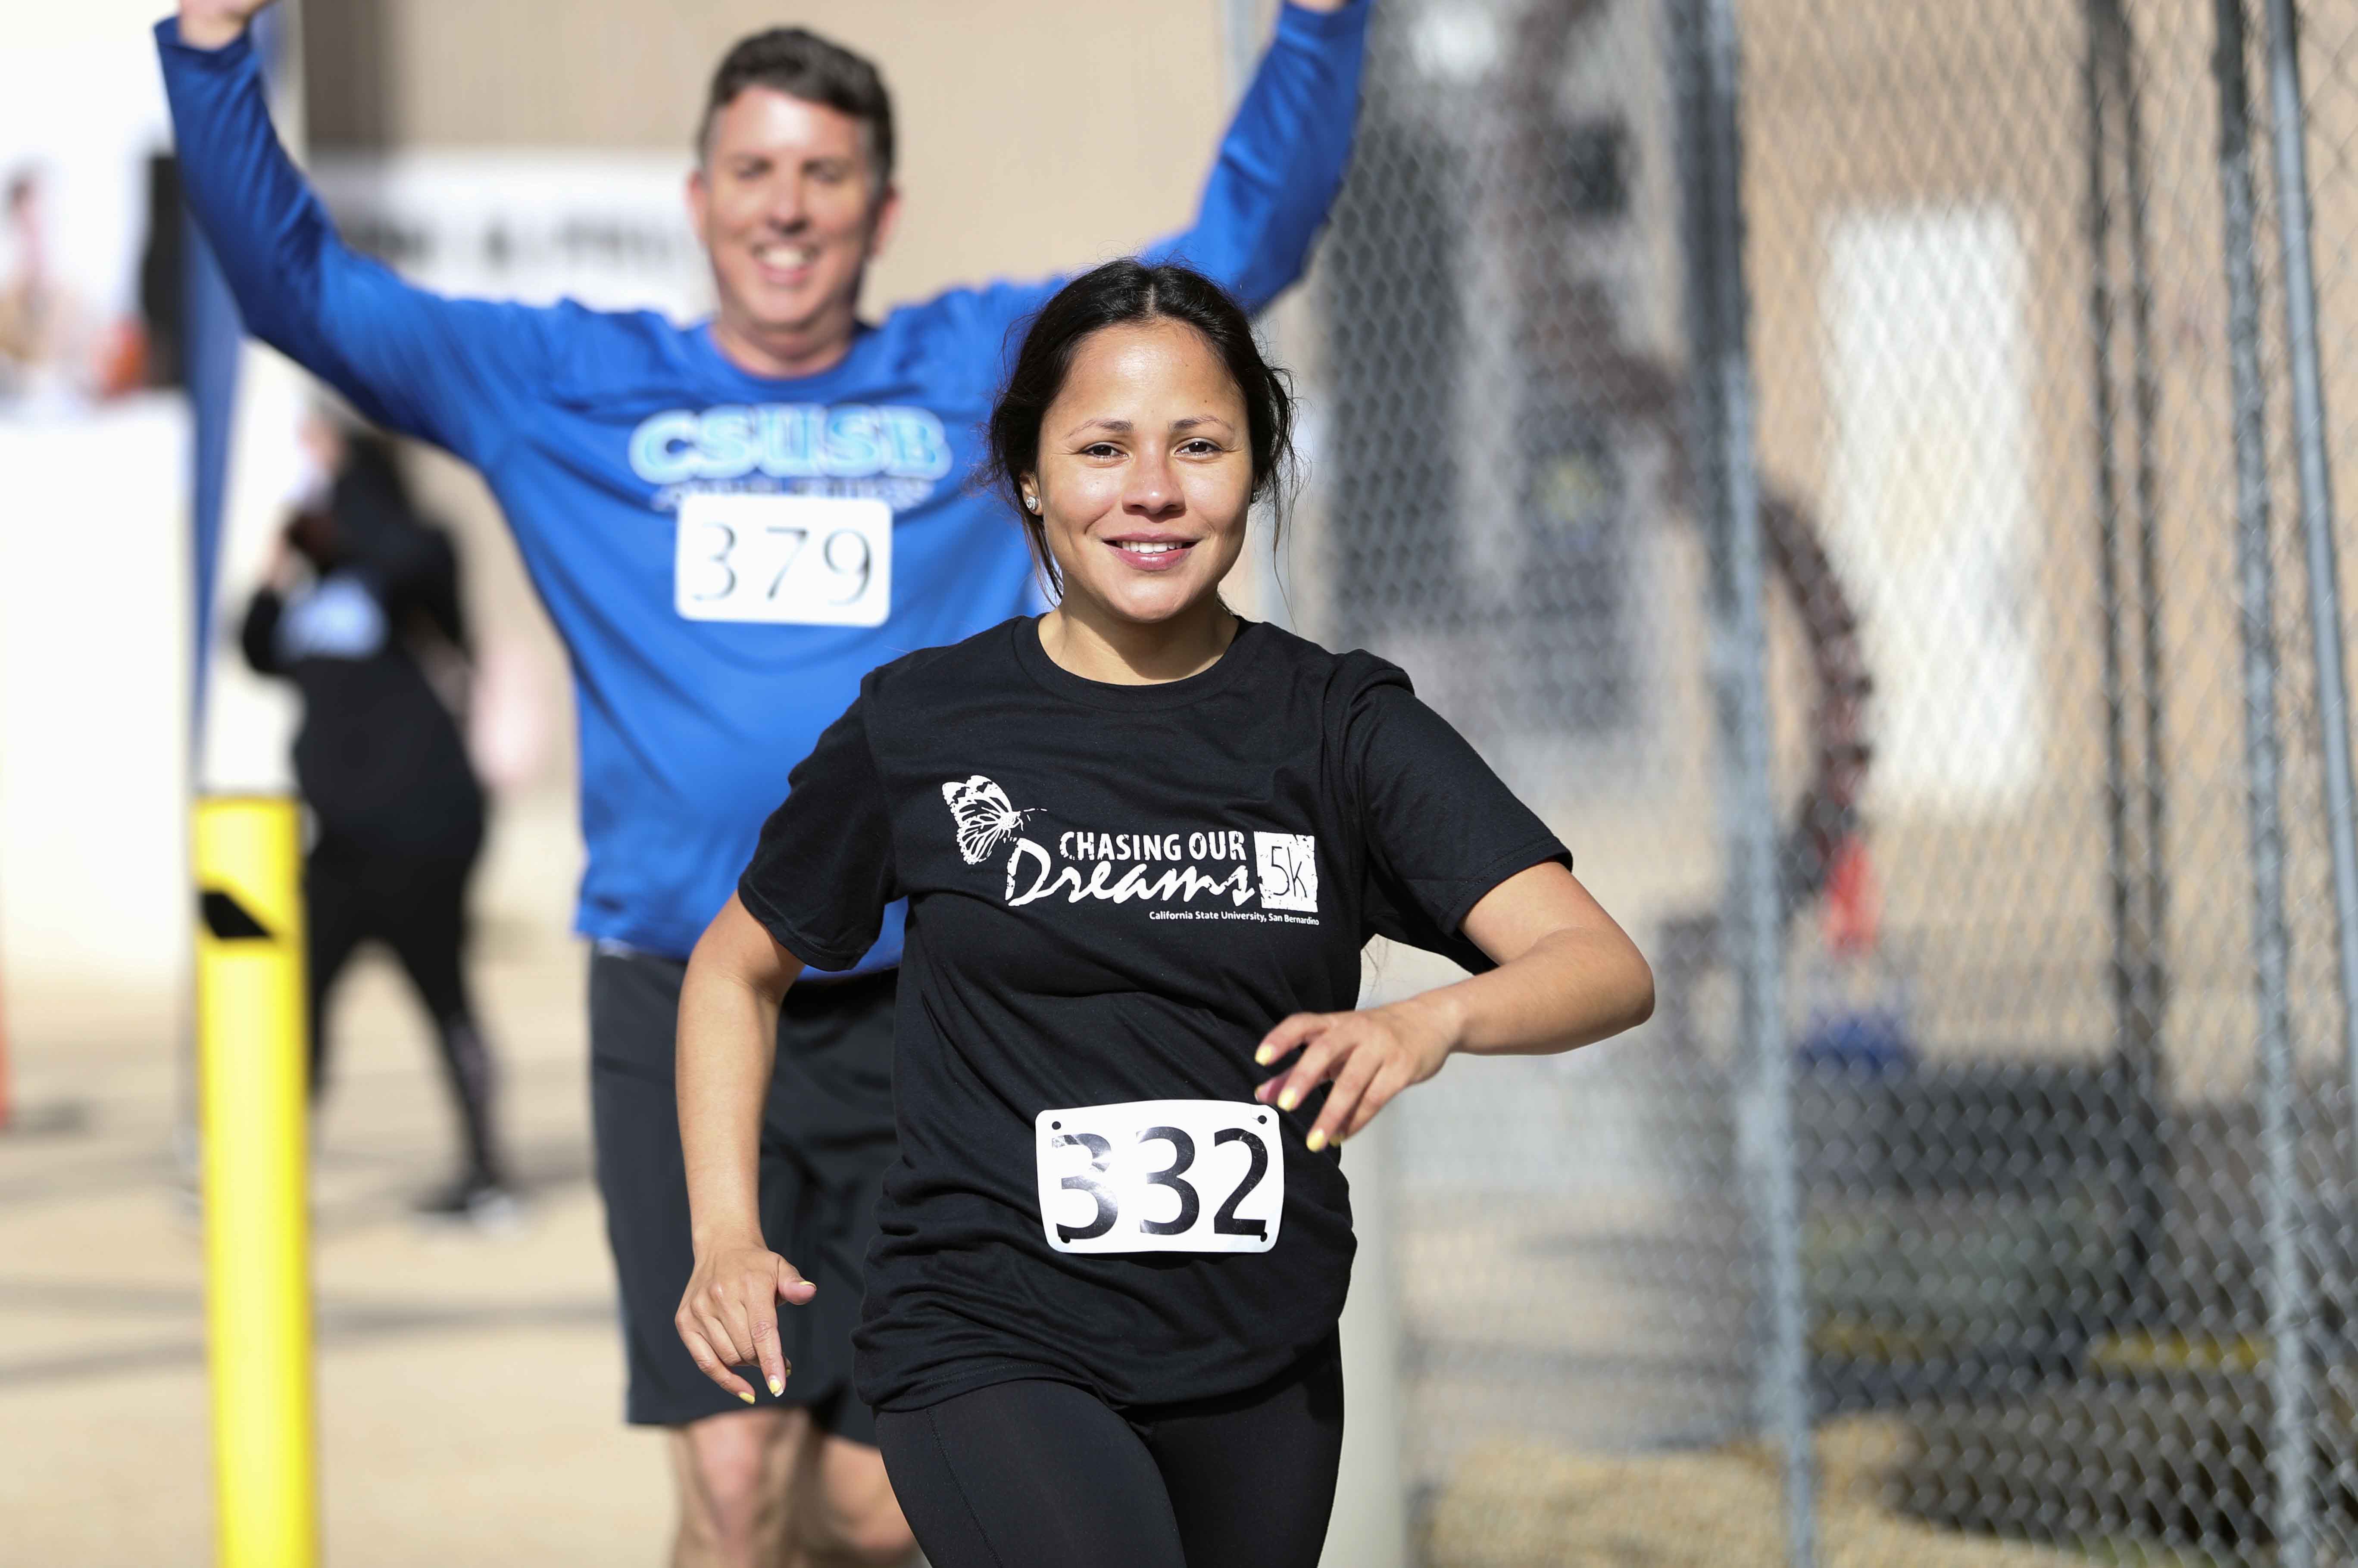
[672,493,891,628]
[688,522,871,606]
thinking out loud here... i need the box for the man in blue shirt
[161,3,1367,1562]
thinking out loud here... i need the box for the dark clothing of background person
[242,443,481,856]
[240,441,505,1210]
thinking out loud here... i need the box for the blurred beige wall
[304,0,1233,314]
[295,0,1240,945]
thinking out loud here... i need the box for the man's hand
[178,0,278,51]
[675,1241,816,1405]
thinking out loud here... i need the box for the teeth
[1126,542,1182,555]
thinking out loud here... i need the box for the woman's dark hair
[985,260,1295,596]
[290,431,417,571]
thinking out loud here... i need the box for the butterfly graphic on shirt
[941,775,1040,867]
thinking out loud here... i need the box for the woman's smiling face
[1024,319,1255,627]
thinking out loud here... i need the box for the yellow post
[195,795,318,1568]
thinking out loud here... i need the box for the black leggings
[306,834,500,1182]
[874,1338,1343,1568]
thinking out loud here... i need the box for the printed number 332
[1034,1100,1283,1256]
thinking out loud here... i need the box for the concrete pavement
[0,928,679,1567]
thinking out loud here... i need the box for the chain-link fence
[1268,0,2358,1562]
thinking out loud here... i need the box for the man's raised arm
[1148,0,1372,315]
[157,3,553,464]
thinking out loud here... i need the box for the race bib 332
[1034,1099,1283,1255]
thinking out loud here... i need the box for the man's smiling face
[689,86,899,372]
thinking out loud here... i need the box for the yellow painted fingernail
[768,1375,784,1396]
[1254,1047,1274,1066]
[739,1390,756,1405]
[1305,1128,1327,1152]
[1277,1089,1299,1112]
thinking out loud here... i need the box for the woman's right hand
[675,1242,817,1404]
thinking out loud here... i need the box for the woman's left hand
[1252,995,1459,1151]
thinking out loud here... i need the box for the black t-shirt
[738,616,1569,1412]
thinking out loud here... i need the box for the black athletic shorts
[589,946,897,1440]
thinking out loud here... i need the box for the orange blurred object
[93,318,150,399]
[1822,835,1880,955]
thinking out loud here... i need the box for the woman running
[673,259,1654,1568]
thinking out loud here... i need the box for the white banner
[309,150,713,321]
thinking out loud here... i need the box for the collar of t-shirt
[1011,614,1263,713]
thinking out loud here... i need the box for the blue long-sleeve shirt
[158,7,1368,970]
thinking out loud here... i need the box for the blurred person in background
[0,167,98,407]
[160,0,1369,1562]
[241,415,510,1221]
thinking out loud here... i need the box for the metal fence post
[2211,2,2314,1560]
[1675,0,1818,1560]
[2080,0,2174,1340]
[2083,0,2138,1089]
[2258,0,2358,1174]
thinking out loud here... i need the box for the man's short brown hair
[698,28,896,195]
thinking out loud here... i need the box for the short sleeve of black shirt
[1336,656,1573,971]
[738,687,899,971]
